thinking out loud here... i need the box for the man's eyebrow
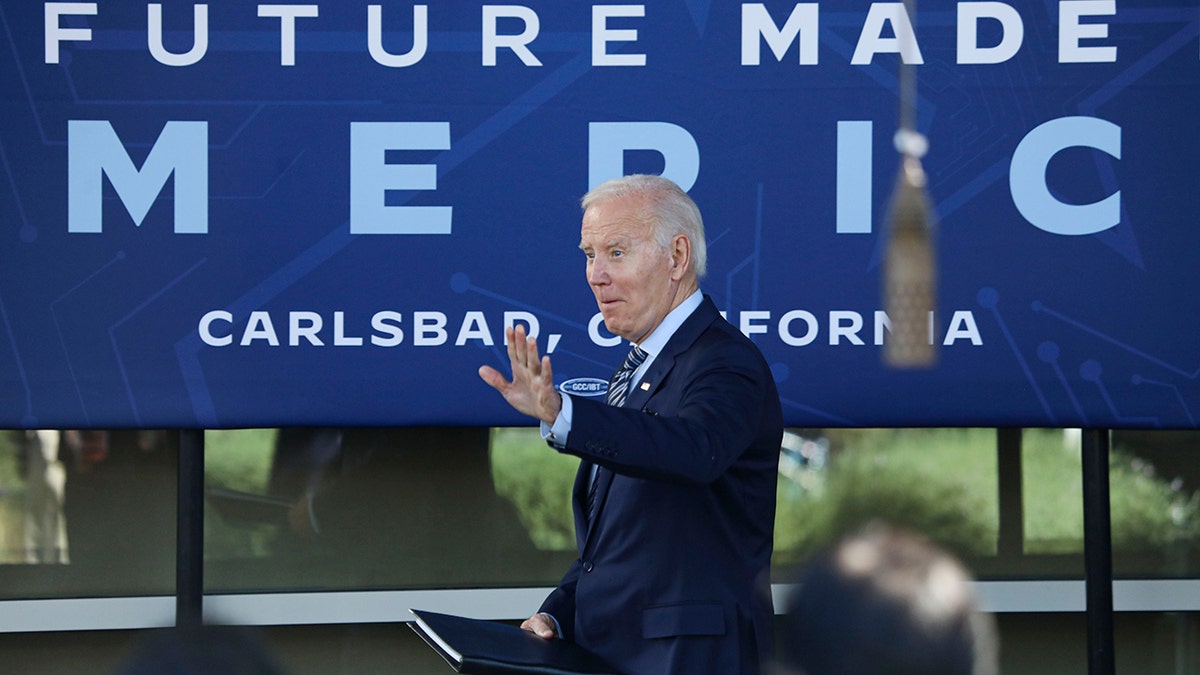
[581,239,628,250]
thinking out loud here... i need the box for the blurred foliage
[203,429,278,560]
[205,428,276,493]
[489,427,1200,573]
[0,432,21,488]
[489,428,579,550]
[1,427,1195,573]
[0,433,21,563]
[774,428,997,563]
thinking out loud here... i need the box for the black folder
[409,609,621,675]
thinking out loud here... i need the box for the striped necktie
[588,346,648,525]
[605,346,648,407]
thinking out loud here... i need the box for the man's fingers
[520,614,555,640]
[477,365,508,391]
[524,335,542,375]
[506,326,524,369]
[483,325,560,421]
[506,324,546,380]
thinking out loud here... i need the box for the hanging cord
[883,0,938,368]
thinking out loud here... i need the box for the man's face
[579,195,681,344]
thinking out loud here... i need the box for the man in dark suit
[479,174,782,675]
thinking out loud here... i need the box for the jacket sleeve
[564,336,777,486]
[538,558,582,641]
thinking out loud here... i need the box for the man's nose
[588,261,609,285]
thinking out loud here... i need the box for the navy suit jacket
[540,296,783,675]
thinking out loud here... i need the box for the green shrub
[488,426,1200,568]
[774,429,997,563]
[774,429,1200,567]
[489,428,578,550]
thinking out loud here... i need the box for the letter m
[68,120,208,233]
[741,4,819,65]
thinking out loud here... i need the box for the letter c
[200,310,233,346]
[1010,116,1120,236]
[588,312,622,347]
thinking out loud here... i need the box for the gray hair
[581,174,708,278]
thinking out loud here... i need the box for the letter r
[588,122,699,191]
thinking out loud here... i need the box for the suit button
[583,561,594,572]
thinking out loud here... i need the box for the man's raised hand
[478,324,562,425]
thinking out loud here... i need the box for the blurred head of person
[777,523,998,675]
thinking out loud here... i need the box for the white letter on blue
[837,121,873,234]
[588,122,699,191]
[1010,116,1120,236]
[350,122,452,235]
[68,120,208,233]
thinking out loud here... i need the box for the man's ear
[670,234,692,280]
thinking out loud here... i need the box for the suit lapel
[621,356,666,411]
[621,295,719,411]
[580,464,614,552]
[582,297,722,552]
[574,462,600,552]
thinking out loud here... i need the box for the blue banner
[1,2,1198,428]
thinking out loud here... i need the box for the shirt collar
[634,289,703,359]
